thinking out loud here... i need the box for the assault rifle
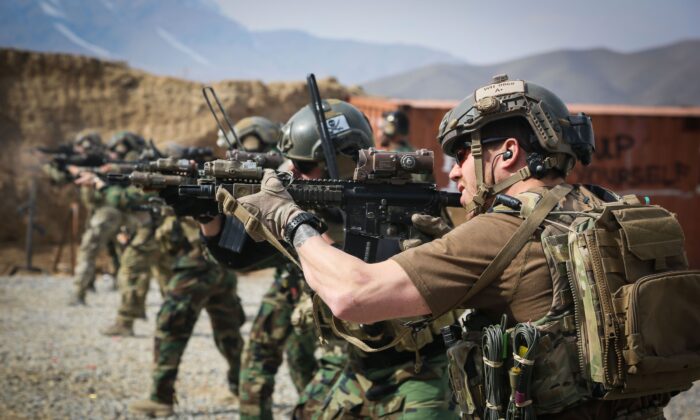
[37,146,106,171]
[39,144,219,178]
[109,148,460,263]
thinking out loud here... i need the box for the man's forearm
[295,234,431,323]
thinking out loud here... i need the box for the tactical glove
[411,213,452,238]
[216,169,304,241]
[400,213,452,251]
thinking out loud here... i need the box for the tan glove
[216,169,304,241]
[400,213,452,251]
[411,213,452,238]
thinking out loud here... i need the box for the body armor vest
[446,185,700,418]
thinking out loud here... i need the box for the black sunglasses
[454,137,510,165]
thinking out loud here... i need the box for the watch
[284,212,328,244]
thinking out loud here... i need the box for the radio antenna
[202,86,241,150]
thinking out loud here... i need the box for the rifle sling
[224,198,301,268]
[312,293,412,353]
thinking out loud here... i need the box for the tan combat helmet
[73,129,104,153]
[107,131,146,159]
[229,116,282,153]
[437,74,595,214]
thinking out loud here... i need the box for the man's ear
[500,138,521,169]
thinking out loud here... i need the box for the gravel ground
[0,272,698,419]
[0,271,297,419]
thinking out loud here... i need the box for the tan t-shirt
[393,184,668,418]
[392,185,599,323]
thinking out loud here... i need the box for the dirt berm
[0,48,359,246]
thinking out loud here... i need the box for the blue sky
[215,0,700,64]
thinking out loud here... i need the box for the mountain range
[2,1,698,105]
[362,40,700,105]
[0,0,459,84]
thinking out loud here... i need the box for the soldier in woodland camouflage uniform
[238,262,318,419]
[100,131,170,336]
[292,294,348,417]
[129,210,245,417]
[55,130,146,305]
[221,117,319,420]
[214,101,458,419]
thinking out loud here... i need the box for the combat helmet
[380,110,410,137]
[279,99,374,178]
[228,116,282,153]
[437,74,595,214]
[73,129,103,153]
[107,131,146,158]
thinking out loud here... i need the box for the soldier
[100,131,169,336]
[212,100,458,418]
[61,130,141,305]
[379,109,413,152]
[224,116,319,420]
[218,76,683,418]
[127,209,245,417]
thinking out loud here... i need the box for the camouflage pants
[306,350,457,419]
[151,261,245,404]
[73,206,125,298]
[239,270,318,420]
[116,226,169,322]
[295,346,348,417]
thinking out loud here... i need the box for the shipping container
[350,96,700,268]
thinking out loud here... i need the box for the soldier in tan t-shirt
[215,76,669,419]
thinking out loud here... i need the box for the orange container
[350,96,700,268]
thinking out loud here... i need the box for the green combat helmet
[73,129,104,154]
[107,131,147,159]
[437,74,595,214]
[279,99,374,179]
[228,116,282,153]
[379,110,412,150]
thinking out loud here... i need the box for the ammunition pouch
[446,330,486,418]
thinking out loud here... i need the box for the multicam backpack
[445,183,700,417]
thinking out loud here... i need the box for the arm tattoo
[293,224,320,248]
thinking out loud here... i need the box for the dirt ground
[0,269,298,419]
[0,262,698,418]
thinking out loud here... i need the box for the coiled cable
[506,323,540,420]
[482,315,508,420]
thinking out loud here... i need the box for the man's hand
[67,165,82,177]
[74,171,97,187]
[411,213,452,238]
[400,213,452,250]
[216,169,304,240]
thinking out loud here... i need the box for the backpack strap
[406,183,573,330]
